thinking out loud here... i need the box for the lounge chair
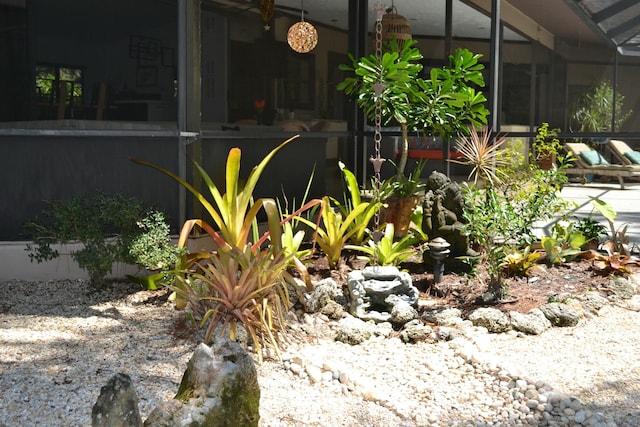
[607,139,640,166]
[564,142,640,190]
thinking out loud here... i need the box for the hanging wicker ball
[287,21,318,53]
[381,11,412,49]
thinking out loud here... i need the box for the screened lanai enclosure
[1,0,640,240]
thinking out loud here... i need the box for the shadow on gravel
[0,279,166,317]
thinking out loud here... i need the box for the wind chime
[259,0,275,31]
[370,1,388,254]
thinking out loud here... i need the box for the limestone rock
[320,299,345,320]
[467,308,511,333]
[390,300,418,326]
[509,309,552,335]
[335,316,374,345]
[144,340,260,427]
[579,291,609,316]
[92,373,142,427]
[608,277,637,300]
[400,319,435,343]
[306,278,343,313]
[422,307,463,326]
[539,302,580,327]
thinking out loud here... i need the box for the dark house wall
[0,135,180,240]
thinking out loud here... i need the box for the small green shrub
[24,192,177,288]
[128,210,185,285]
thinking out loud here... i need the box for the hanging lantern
[287,0,318,53]
[380,6,412,50]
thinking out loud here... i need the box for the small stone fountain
[347,265,419,323]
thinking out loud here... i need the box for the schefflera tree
[337,39,489,177]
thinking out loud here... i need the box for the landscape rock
[509,308,552,335]
[578,291,609,316]
[320,299,345,320]
[390,300,418,326]
[467,307,511,333]
[92,373,142,427]
[422,307,463,326]
[306,278,343,313]
[400,319,435,343]
[539,302,581,327]
[144,340,260,427]
[335,316,374,345]
[608,276,637,300]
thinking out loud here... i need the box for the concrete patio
[538,180,640,247]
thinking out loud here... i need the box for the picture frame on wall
[129,35,161,62]
[136,66,158,88]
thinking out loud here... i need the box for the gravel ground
[1,279,639,426]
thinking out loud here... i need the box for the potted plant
[378,159,426,237]
[337,39,489,177]
[574,216,606,251]
[533,122,562,170]
[569,80,632,145]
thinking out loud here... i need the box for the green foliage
[276,168,316,265]
[541,222,586,264]
[177,244,291,363]
[338,40,489,175]
[503,246,544,277]
[570,80,632,135]
[336,161,382,245]
[495,160,575,246]
[347,223,419,266]
[128,210,185,286]
[297,196,370,269]
[24,192,147,287]
[589,197,631,255]
[533,122,562,160]
[574,216,607,243]
[386,159,427,198]
[462,186,510,289]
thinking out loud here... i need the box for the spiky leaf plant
[450,126,509,187]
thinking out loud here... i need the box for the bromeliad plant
[541,222,586,265]
[335,161,382,246]
[297,195,370,269]
[346,222,419,267]
[131,136,307,359]
[178,237,292,362]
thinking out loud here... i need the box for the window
[35,64,84,107]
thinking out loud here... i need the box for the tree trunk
[397,122,409,178]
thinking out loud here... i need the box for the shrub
[128,210,185,286]
[24,192,148,288]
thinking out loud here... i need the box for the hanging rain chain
[370,1,387,254]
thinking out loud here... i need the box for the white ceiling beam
[465,0,555,50]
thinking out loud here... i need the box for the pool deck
[537,180,640,246]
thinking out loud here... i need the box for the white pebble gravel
[1,280,640,426]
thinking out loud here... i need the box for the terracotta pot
[536,152,556,170]
[383,196,420,237]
